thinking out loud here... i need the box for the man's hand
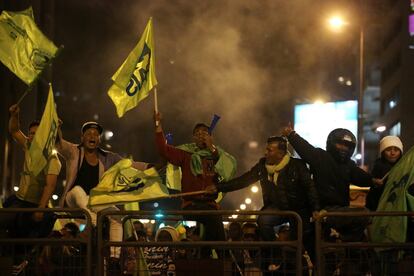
[8,103,26,146]
[373,178,384,186]
[312,209,327,221]
[205,185,218,195]
[32,211,44,222]
[154,112,163,132]
[154,112,162,124]
[9,104,19,116]
[281,122,294,137]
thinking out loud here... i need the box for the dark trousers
[257,205,313,242]
[324,205,370,241]
[257,204,315,270]
[0,195,56,268]
[0,195,55,239]
[182,201,225,257]
[257,205,287,241]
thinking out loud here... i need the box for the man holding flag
[154,112,237,257]
[1,89,61,239]
[56,120,149,267]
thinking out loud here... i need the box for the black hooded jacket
[287,131,373,208]
[217,157,320,213]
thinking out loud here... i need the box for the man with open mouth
[56,121,149,271]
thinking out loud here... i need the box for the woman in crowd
[366,135,403,211]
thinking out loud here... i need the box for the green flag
[0,7,58,85]
[370,146,414,243]
[88,159,169,207]
[27,84,59,176]
[108,18,157,117]
[176,143,237,181]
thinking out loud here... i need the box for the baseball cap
[81,121,103,134]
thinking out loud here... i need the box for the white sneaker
[330,228,340,239]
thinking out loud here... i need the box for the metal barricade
[0,208,93,276]
[315,211,414,276]
[97,210,304,276]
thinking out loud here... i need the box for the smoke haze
[3,0,377,208]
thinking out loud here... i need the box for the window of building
[383,15,402,50]
[381,51,401,84]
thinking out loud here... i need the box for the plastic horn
[208,114,221,134]
[165,133,173,145]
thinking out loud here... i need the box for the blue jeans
[257,205,289,241]
[257,204,315,261]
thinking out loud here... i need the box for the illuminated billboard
[294,100,358,151]
[410,14,414,34]
[410,14,414,49]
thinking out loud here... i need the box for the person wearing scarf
[207,136,320,265]
[154,112,236,257]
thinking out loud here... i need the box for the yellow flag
[108,18,157,117]
[0,7,58,85]
[28,84,59,176]
[166,163,182,191]
[88,159,168,207]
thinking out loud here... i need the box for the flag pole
[140,190,207,202]
[154,87,159,126]
[381,171,390,183]
[16,86,33,105]
[89,190,209,208]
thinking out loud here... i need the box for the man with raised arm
[207,136,320,265]
[282,124,382,241]
[56,120,149,268]
[154,112,236,257]
[2,104,61,239]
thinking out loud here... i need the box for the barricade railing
[315,211,414,276]
[3,207,413,275]
[97,210,303,276]
[0,208,93,276]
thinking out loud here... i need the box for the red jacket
[155,131,220,209]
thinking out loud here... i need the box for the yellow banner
[0,7,58,85]
[89,159,168,207]
[108,18,157,117]
[28,84,59,176]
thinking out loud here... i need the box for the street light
[327,15,365,166]
[327,15,349,32]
